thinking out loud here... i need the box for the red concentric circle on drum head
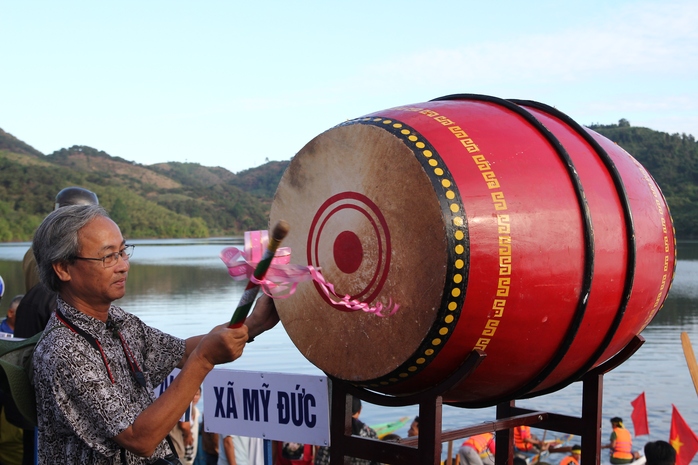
[307,192,391,307]
[333,231,363,274]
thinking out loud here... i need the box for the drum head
[270,123,449,381]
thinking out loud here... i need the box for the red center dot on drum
[333,230,363,274]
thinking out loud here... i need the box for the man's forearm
[179,334,207,368]
[113,352,212,456]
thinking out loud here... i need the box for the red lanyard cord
[108,320,147,388]
[55,309,146,388]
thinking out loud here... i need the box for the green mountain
[0,120,696,241]
[589,120,698,240]
[0,133,289,241]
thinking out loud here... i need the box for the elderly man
[31,204,279,464]
[16,186,101,339]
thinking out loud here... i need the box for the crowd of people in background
[127,411,674,465]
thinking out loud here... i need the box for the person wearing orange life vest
[458,432,496,465]
[602,417,642,464]
[514,425,548,453]
[559,444,581,465]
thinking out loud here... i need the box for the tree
[110,197,129,225]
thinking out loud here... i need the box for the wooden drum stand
[326,335,644,465]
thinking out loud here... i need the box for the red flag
[670,404,698,465]
[630,392,650,436]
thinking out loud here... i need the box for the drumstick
[228,220,290,328]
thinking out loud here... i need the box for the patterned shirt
[33,298,186,464]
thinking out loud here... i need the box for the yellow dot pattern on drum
[346,115,468,390]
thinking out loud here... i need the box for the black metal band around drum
[430,93,595,407]
[508,99,637,398]
[336,116,470,390]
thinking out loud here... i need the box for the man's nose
[114,254,131,271]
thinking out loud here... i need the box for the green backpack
[0,330,49,428]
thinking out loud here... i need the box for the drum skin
[269,94,676,407]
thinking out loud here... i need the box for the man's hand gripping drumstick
[228,220,290,330]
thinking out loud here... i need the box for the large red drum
[269,94,676,406]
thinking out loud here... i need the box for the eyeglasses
[73,245,135,268]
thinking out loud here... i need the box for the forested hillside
[590,120,698,239]
[0,134,288,241]
[0,120,696,240]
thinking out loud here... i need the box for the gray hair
[32,205,110,292]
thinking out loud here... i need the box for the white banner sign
[204,369,329,446]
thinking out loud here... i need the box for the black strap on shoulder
[54,308,146,388]
[55,308,101,354]
[54,307,117,384]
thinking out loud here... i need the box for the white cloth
[218,435,264,465]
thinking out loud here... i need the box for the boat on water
[370,415,411,439]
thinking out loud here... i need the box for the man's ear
[53,261,72,283]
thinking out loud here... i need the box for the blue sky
[1,0,696,174]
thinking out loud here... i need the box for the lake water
[1,239,697,464]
